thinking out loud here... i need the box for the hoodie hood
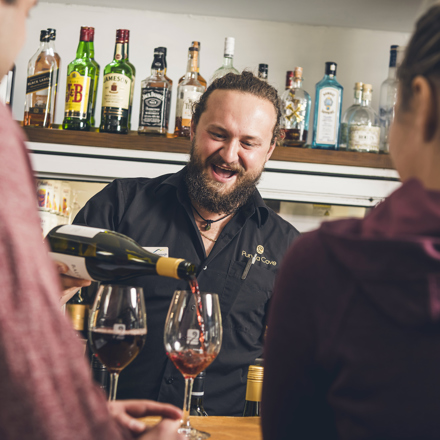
[318,179,440,326]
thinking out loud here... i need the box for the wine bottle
[190,371,208,416]
[47,224,197,281]
[242,365,263,417]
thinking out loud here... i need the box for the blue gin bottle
[311,62,343,150]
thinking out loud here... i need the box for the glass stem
[182,377,195,429]
[108,372,119,401]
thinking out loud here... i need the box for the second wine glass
[89,284,147,401]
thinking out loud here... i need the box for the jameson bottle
[63,27,99,131]
[99,29,133,134]
[46,224,197,282]
[124,29,136,131]
[190,371,208,416]
[243,365,263,417]
[24,30,58,128]
[311,62,343,150]
[178,41,207,88]
[138,48,171,135]
[174,46,205,137]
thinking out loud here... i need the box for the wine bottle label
[316,87,341,145]
[26,70,54,94]
[48,252,94,280]
[177,90,203,127]
[56,224,103,238]
[348,125,380,152]
[102,73,131,111]
[143,247,169,257]
[65,71,91,119]
[139,87,169,128]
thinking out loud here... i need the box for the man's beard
[185,139,264,214]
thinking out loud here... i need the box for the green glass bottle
[99,29,133,134]
[124,29,135,131]
[62,27,99,131]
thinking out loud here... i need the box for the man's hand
[108,400,183,437]
[55,262,91,305]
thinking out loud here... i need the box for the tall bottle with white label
[311,62,343,150]
[174,46,206,138]
[99,29,133,134]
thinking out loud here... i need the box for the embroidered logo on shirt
[257,245,264,254]
[241,250,277,266]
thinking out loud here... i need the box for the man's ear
[190,120,197,141]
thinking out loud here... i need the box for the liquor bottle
[311,62,344,150]
[338,82,363,150]
[174,46,206,138]
[258,64,268,81]
[280,67,311,148]
[47,28,61,118]
[24,30,58,128]
[285,71,294,90]
[190,371,208,416]
[347,84,380,153]
[89,30,100,128]
[138,48,171,135]
[0,65,16,107]
[46,224,197,281]
[210,37,240,82]
[379,45,403,153]
[156,47,173,129]
[243,365,263,417]
[179,42,207,88]
[62,27,99,131]
[124,29,135,131]
[99,29,133,134]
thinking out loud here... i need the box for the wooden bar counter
[139,416,262,440]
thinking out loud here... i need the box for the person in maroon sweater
[262,6,440,440]
[0,0,184,439]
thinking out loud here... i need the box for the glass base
[178,426,210,439]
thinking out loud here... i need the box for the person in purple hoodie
[262,6,440,440]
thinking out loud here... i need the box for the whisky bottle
[243,365,263,417]
[339,82,363,150]
[99,29,133,134]
[138,48,171,135]
[63,27,99,131]
[211,37,240,83]
[258,64,268,81]
[347,84,380,153]
[24,30,58,128]
[156,47,173,132]
[90,30,100,128]
[174,46,205,137]
[0,65,15,107]
[311,62,343,150]
[178,42,207,88]
[47,28,61,117]
[124,29,136,131]
[280,67,311,147]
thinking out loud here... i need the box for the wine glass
[164,290,222,439]
[89,284,147,401]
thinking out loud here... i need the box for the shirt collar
[155,166,270,228]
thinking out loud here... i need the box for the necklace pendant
[205,223,211,231]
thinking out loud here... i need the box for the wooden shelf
[23,126,395,170]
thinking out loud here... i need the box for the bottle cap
[115,29,126,43]
[293,66,303,80]
[47,28,56,41]
[192,41,201,51]
[40,30,50,42]
[224,37,235,57]
[124,29,130,43]
[325,62,337,75]
[80,26,95,42]
[247,365,264,382]
[156,46,167,56]
[363,83,373,92]
[354,82,363,90]
[259,63,268,74]
[389,45,398,68]
[286,70,294,79]
[396,46,406,68]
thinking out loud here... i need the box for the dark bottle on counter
[243,365,263,417]
[190,370,208,416]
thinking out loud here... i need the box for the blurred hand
[108,400,183,437]
[55,261,91,305]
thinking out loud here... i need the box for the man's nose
[219,139,240,164]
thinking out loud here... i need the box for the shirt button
[191,305,196,311]
[203,266,208,270]
[166,377,174,384]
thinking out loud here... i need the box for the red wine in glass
[169,349,217,379]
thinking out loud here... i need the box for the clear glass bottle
[138,48,171,135]
[339,82,363,150]
[62,27,99,131]
[347,84,380,153]
[174,46,206,138]
[99,29,133,134]
[311,61,344,150]
[24,30,58,128]
[179,42,206,88]
[258,64,268,81]
[280,67,311,148]
[124,29,135,131]
[379,45,405,154]
[210,37,240,83]
[285,71,294,90]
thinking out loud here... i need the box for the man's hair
[1,0,16,4]
[192,71,282,144]
[398,5,440,110]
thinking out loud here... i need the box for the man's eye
[212,133,225,139]
[242,142,253,147]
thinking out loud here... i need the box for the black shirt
[74,167,299,416]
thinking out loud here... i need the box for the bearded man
[67,71,299,416]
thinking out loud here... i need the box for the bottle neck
[114,41,126,61]
[293,78,302,88]
[362,95,372,107]
[186,52,198,76]
[76,40,94,59]
[40,40,52,53]
[124,42,130,60]
[353,90,362,105]
[388,66,397,79]
[325,73,336,80]
[222,56,234,68]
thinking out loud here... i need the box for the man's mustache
[207,155,245,175]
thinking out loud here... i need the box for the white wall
[12,2,410,135]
